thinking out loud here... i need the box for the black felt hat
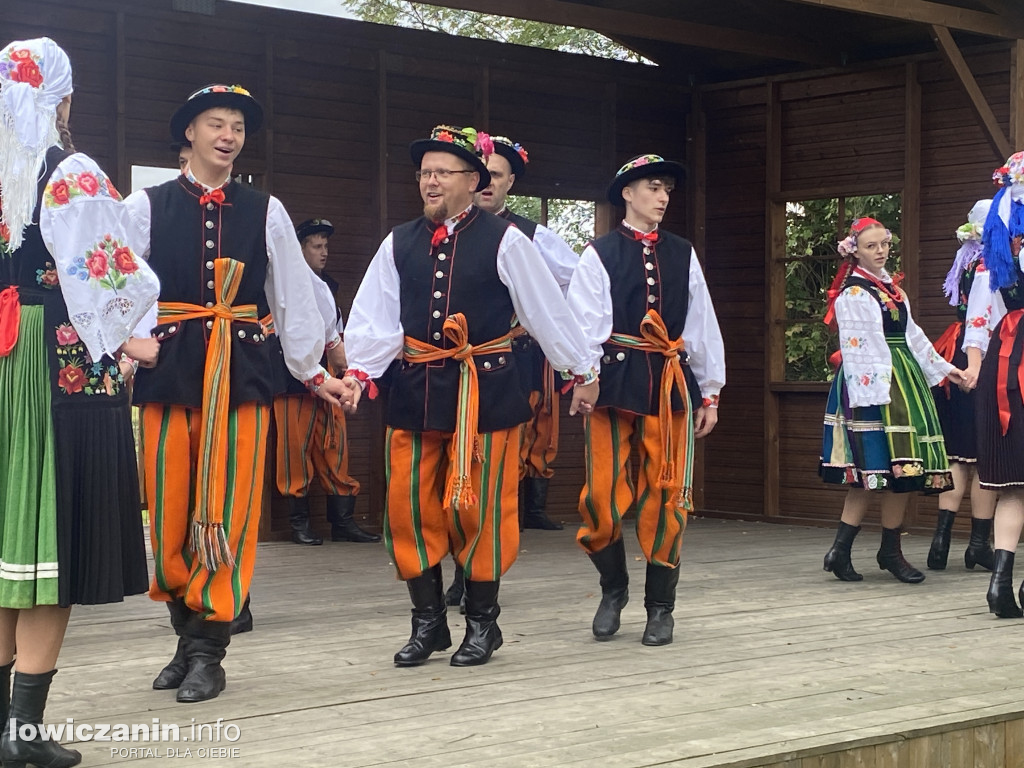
[169,84,264,143]
[410,125,492,192]
[607,154,686,206]
[295,218,335,242]
[490,135,529,178]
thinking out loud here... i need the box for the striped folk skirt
[975,308,1024,489]
[820,338,952,494]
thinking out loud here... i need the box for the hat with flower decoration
[490,135,529,178]
[410,125,493,191]
[170,84,264,143]
[296,218,335,242]
[607,154,686,206]
[983,151,1024,293]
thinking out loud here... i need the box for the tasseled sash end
[189,520,236,571]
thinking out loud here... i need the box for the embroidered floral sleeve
[963,263,1007,356]
[834,286,892,408]
[39,153,160,362]
[901,293,954,386]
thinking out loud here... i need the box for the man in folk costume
[338,125,600,667]
[126,85,348,702]
[273,218,379,545]
[567,154,725,646]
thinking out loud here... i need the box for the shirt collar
[441,204,474,234]
[621,219,658,237]
[185,164,231,193]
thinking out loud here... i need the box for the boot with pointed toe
[823,522,863,581]
[965,517,996,571]
[394,564,451,666]
[987,550,1023,617]
[876,527,925,584]
[327,495,380,542]
[927,509,956,570]
[289,496,322,546]
[522,477,562,530]
[450,579,503,666]
[589,537,629,639]
[176,615,230,703]
[0,670,81,768]
[153,597,192,690]
[641,563,680,646]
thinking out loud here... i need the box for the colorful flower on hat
[1,47,43,88]
[474,131,494,159]
[514,143,529,164]
[437,131,454,143]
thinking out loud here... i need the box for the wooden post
[689,86,708,510]
[763,81,783,519]
[903,61,923,526]
[115,11,127,192]
[1012,40,1024,152]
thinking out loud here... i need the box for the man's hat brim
[410,140,491,192]
[170,92,264,144]
[296,220,335,241]
[492,142,526,179]
[607,160,687,206]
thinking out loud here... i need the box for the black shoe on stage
[288,496,323,546]
[326,495,381,542]
[450,580,503,666]
[965,517,995,571]
[876,527,925,584]
[823,521,863,581]
[589,537,629,639]
[394,564,452,666]
[927,509,956,570]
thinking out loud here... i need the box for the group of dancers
[819,159,1024,622]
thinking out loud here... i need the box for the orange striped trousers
[140,402,268,621]
[385,426,520,581]
[519,388,558,480]
[273,394,359,498]
[578,408,688,567]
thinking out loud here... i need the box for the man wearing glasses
[338,125,600,668]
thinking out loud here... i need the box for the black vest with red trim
[387,207,532,433]
[133,177,274,409]
[498,208,547,394]
[592,225,701,415]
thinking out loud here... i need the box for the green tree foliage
[784,194,902,382]
[341,0,647,61]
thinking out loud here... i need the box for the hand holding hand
[121,336,160,368]
[569,380,599,416]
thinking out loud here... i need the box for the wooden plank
[418,0,836,66]
[974,722,1004,768]
[1004,718,1024,768]
[1012,40,1024,152]
[931,25,1012,161]
[780,0,1024,40]
[764,80,783,520]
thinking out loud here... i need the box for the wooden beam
[688,88,707,512]
[931,24,1012,161]
[976,0,1024,20]
[1013,40,1024,152]
[420,0,837,66]
[781,0,1024,40]
[763,81,783,520]
[115,11,127,193]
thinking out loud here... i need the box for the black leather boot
[0,660,11,730]
[987,549,1023,617]
[289,496,323,545]
[229,594,253,635]
[522,477,562,530]
[641,563,680,646]
[153,597,192,690]
[326,495,380,542]
[0,670,81,768]
[444,566,466,615]
[394,564,451,667]
[876,527,925,583]
[589,537,629,639]
[965,517,996,571]
[823,521,863,581]
[176,615,231,703]
[927,509,956,570]
[450,580,503,666]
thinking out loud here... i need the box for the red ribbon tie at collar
[633,229,658,244]
[200,188,226,206]
[430,224,448,249]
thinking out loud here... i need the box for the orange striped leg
[273,395,316,497]
[577,408,636,555]
[452,427,521,581]
[384,429,449,580]
[635,413,688,567]
[310,405,360,496]
[521,389,558,480]
[181,402,269,621]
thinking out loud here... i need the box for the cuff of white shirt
[326,334,342,350]
[304,366,331,393]
[701,393,720,409]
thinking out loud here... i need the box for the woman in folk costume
[971,152,1024,618]
[0,37,159,767]
[820,217,963,584]
[925,200,998,571]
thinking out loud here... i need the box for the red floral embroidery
[77,172,100,197]
[112,246,138,275]
[49,180,70,206]
[437,131,454,142]
[86,250,108,279]
[11,60,42,87]
[55,323,79,345]
[58,364,86,394]
[8,49,32,63]
[970,317,987,328]
[104,177,121,201]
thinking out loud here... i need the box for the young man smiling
[126,84,346,703]
[338,125,599,668]
[567,154,725,647]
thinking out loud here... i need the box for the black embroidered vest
[386,208,531,433]
[133,177,273,409]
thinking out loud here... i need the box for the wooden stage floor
[58,518,1024,767]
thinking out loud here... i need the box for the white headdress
[0,37,74,252]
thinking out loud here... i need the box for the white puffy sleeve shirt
[123,189,326,383]
[963,264,1007,357]
[835,284,952,408]
[345,223,599,380]
[38,152,160,361]
[532,224,579,297]
[566,243,726,400]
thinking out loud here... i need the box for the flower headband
[492,135,529,164]
[992,151,1024,188]
[837,217,889,256]
[615,154,663,176]
[431,125,493,160]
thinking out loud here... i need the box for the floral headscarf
[0,37,74,251]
